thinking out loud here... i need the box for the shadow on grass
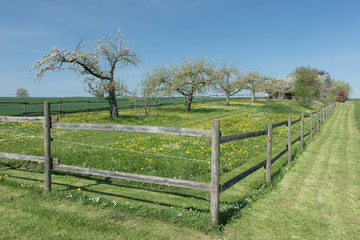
[217,147,301,227]
[3,168,210,213]
[0,144,306,231]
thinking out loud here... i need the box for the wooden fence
[0,100,336,226]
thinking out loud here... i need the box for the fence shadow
[3,168,209,213]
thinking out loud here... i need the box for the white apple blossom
[30,30,140,118]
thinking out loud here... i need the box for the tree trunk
[108,90,119,118]
[144,100,149,116]
[109,99,119,118]
[267,93,271,101]
[187,95,193,111]
[226,91,230,105]
[251,90,255,102]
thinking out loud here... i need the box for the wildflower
[40,185,44,187]
[77,188,81,191]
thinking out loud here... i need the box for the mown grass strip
[223,102,360,239]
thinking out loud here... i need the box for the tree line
[30,30,353,118]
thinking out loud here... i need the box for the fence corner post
[43,101,52,194]
[210,120,220,226]
[288,115,292,163]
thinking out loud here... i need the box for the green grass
[353,100,360,130]
[0,99,324,236]
[223,102,360,239]
[0,183,213,240]
[0,99,313,182]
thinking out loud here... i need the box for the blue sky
[0,0,359,98]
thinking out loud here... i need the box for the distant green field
[0,97,107,116]
[0,96,228,116]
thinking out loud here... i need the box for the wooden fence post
[300,113,304,149]
[310,111,313,140]
[43,101,52,194]
[316,108,319,133]
[266,122,272,182]
[322,105,325,124]
[326,104,328,121]
[86,98,89,114]
[319,106,322,126]
[288,115,292,163]
[210,120,220,226]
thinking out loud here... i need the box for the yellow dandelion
[77,188,81,191]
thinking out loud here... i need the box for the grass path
[223,102,360,239]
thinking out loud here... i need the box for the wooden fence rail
[52,164,210,191]
[52,122,211,137]
[0,152,59,165]
[0,100,336,226]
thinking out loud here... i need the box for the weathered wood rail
[0,100,336,226]
[0,152,59,165]
[52,164,210,191]
[52,123,211,137]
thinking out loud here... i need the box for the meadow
[0,98,319,232]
